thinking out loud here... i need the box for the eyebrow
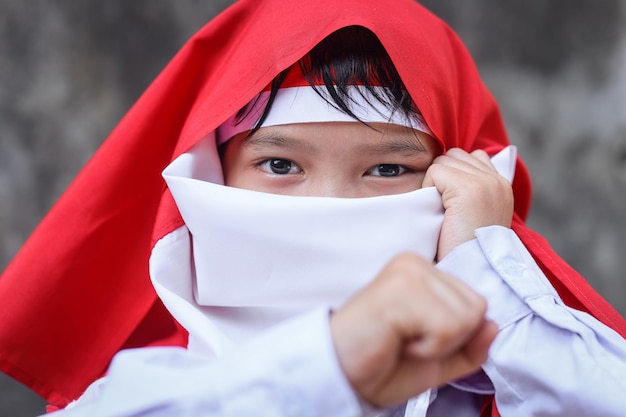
[356,135,428,156]
[242,129,428,156]
[243,133,317,153]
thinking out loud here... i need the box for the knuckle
[426,319,467,352]
[425,163,444,177]
[446,147,465,157]
[463,297,489,326]
[389,252,430,271]
[381,253,434,290]
[470,149,489,160]
[475,295,489,316]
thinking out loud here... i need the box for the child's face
[222,122,441,198]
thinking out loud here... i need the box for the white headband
[217,85,432,144]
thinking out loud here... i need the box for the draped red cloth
[1,0,624,413]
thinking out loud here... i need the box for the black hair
[235,25,417,132]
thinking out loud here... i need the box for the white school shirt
[54,226,626,417]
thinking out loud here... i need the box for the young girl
[1,1,625,416]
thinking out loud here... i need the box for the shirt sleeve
[437,225,626,417]
[46,308,365,417]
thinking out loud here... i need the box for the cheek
[221,157,295,193]
[220,141,246,187]
[222,164,255,189]
[364,174,427,196]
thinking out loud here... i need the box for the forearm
[438,226,626,416]
[48,308,364,417]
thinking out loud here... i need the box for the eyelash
[367,164,413,177]
[255,158,415,178]
[256,158,301,175]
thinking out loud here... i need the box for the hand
[422,148,514,261]
[330,253,497,408]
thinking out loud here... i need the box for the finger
[367,357,440,407]
[436,148,498,176]
[389,264,489,358]
[411,276,487,358]
[372,320,498,407]
[358,255,488,361]
[423,156,511,207]
[402,302,488,359]
[421,166,435,189]
[367,320,497,407]
[375,320,498,407]
[422,156,488,191]
[462,319,498,365]
[469,149,493,166]
[437,319,498,383]
[447,148,492,167]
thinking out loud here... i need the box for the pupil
[270,159,292,174]
[378,164,399,177]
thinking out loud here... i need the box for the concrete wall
[1,1,624,415]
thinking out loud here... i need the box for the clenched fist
[330,253,497,408]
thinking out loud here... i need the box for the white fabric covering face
[152,133,516,358]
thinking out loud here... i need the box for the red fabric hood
[1,0,624,409]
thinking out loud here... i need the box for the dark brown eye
[370,164,406,177]
[258,159,299,175]
[270,159,292,174]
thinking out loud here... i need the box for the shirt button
[501,258,527,277]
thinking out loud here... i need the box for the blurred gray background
[1,1,625,415]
